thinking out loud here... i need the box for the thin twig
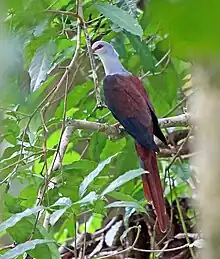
[34,0,83,230]
[0,243,16,251]
[40,110,49,174]
[140,49,171,80]
[83,215,87,259]
[166,127,193,171]
[132,243,190,253]
[36,74,70,231]
[44,112,190,189]
[51,0,104,108]
[96,224,193,258]
[172,179,196,259]
[86,15,104,25]
[96,226,141,259]
[46,9,84,24]
[2,113,189,186]
[81,17,103,108]
[0,153,43,184]
[3,61,79,184]
[163,89,197,118]
[74,213,78,258]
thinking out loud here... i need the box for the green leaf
[51,197,72,207]
[120,0,137,16]
[93,200,106,214]
[63,160,98,175]
[106,201,146,213]
[50,208,68,226]
[2,118,20,144]
[7,217,60,259]
[108,191,138,203]
[94,3,143,38]
[29,41,56,91]
[127,33,156,72]
[0,239,54,259]
[147,64,179,115]
[101,169,146,196]
[1,145,21,160]
[172,162,191,182]
[79,214,103,233]
[75,192,99,205]
[0,206,44,233]
[0,184,7,223]
[79,153,120,197]
[150,0,220,56]
[49,197,72,225]
[100,138,126,160]
[88,133,107,162]
[115,138,138,176]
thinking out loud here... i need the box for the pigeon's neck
[99,55,131,76]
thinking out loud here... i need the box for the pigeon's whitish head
[91,40,129,75]
[92,41,119,58]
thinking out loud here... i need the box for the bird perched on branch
[92,41,168,233]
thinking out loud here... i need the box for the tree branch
[51,113,190,172]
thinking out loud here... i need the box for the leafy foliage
[0,239,55,259]
[95,3,143,37]
[0,0,198,257]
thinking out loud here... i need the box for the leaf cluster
[0,0,197,257]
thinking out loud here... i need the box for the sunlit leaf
[101,169,146,196]
[49,197,72,225]
[0,239,55,259]
[75,191,99,205]
[50,208,68,226]
[7,217,60,259]
[29,41,56,91]
[79,153,120,197]
[51,197,72,207]
[0,206,44,233]
[106,201,146,213]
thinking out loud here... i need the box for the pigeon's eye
[96,44,103,49]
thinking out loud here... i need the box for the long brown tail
[135,143,168,233]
